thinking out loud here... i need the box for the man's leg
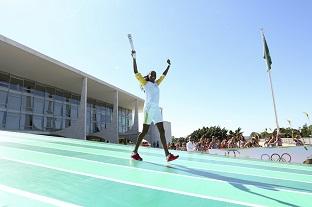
[156,122,170,156]
[133,124,150,153]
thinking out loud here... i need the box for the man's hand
[131,50,136,59]
[167,59,171,65]
[162,59,171,76]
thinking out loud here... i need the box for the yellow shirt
[135,73,165,108]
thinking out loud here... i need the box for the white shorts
[143,106,163,125]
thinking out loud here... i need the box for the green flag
[287,119,291,126]
[303,112,309,120]
[262,33,272,70]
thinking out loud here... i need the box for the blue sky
[1,0,311,137]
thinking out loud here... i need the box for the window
[65,104,71,117]
[0,72,9,88]
[54,118,62,130]
[92,109,96,121]
[33,97,44,114]
[10,76,23,91]
[71,104,78,119]
[126,118,130,130]
[22,95,33,112]
[45,116,54,130]
[21,114,33,130]
[45,100,53,114]
[23,80,35,94]
[86,107,91,133]
[71,95,80,105]
[34,84,45,97]
[127,111,133,128]
[92,122,99,133]
[7,93,21,111]
[54,102,63,116]
[33,115,43,130]
[0,111,6,128]
[55,90,65,101]
[0,90,7,109]
[64,92,71,103]
[45,87,55,99]
[65,119,71,128]
[96,110,101,123]
[105,107,112,124]
[5,112,20,130]
[100,112,106,123]
[118,107,132,133]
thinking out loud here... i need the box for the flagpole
[287,120,293,139]
[304,112,311,144]
[261,29,280,137]
[267,67,280,136]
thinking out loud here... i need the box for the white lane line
[0,157,267,207]
[1,141,311,186]
[0,184,82,207]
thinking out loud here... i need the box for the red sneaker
[131,152,143,161]
[167,153,179,162]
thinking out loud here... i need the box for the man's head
[148,71,157,82]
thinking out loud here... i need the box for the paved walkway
[1,131,312,207]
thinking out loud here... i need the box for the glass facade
[0,71,80,132]
[118,107,133,133]
[86,99,114,134]
[0,71,134,135]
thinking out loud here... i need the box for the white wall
[209,146,312,164]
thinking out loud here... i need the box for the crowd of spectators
[168,134,260,152]
[168,133,304,152]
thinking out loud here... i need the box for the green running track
[0,130,311,207]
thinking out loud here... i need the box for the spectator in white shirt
[186,139,196,152]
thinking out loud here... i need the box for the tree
[250,131,260,138]
[188,126,229,142]
[301,124,312,137]
[260,128,271,139]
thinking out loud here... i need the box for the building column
[77,77,87,139]
[132,99,139,132]
[111,90,119,143]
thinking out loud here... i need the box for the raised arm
[131,50,147,86]
[163,59,171,76]
[156,59,171,85]
[131,50,138,74]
